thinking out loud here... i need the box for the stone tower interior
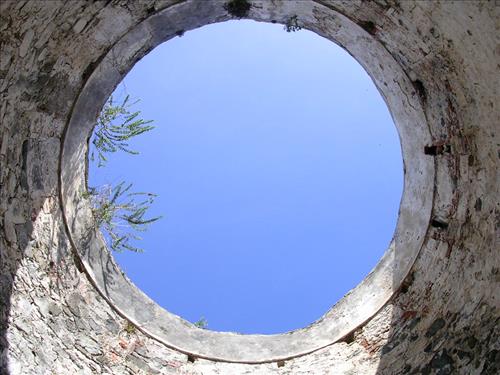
[0,1,498,374]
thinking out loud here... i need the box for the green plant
[223,0,251,18]
[284,15,302,32]
[193,317,208,329]
[85,182,161,253]
[91,95,154,167]
[81,189,94,200]
[124,321,136,334]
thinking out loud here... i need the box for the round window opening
[61,2,433,362]
[88,20,403,335]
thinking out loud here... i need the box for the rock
[73,19,87,34]
[76,335,102,356]
[19,29,34,58]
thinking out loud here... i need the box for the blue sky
[89,20,402,334]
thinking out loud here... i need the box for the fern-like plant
[193,317,208,329]
[85,182,161,253]
[91,95,154,167]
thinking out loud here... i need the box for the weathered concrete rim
[59,0,435,364]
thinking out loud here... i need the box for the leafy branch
[84,182,161,253]
[86,93,161,253]
[91,95,154,167]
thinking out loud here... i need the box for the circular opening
[88,20,403,334]
[61,1,434,362]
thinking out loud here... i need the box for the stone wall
[1,1,498,374]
